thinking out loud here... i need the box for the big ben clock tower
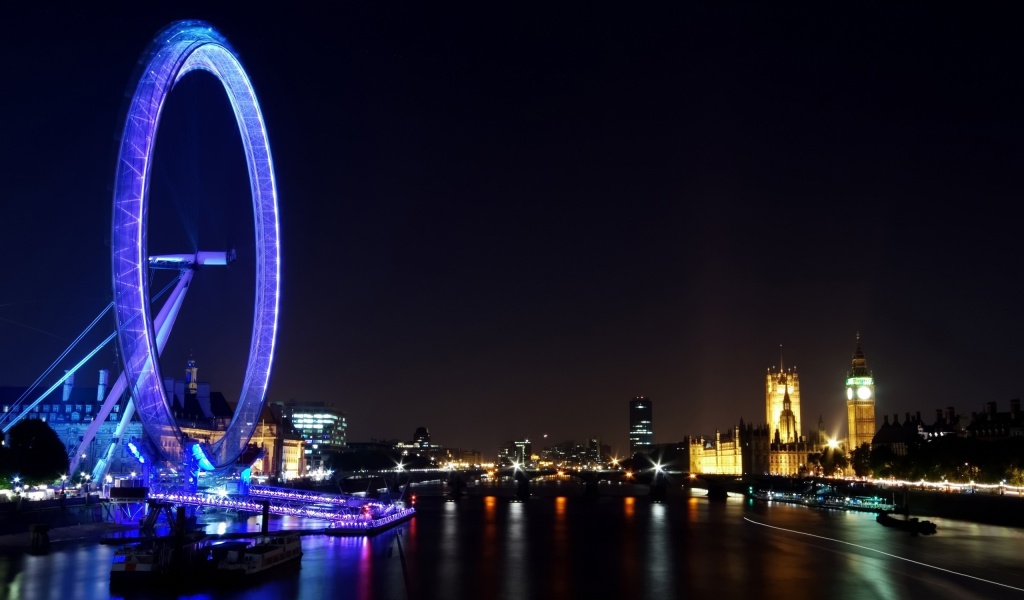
[845,334,876,450]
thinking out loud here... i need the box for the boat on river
[111,531,302,589]
[876,512,937,535]
[109,531,216,588]
[754,489,898,513]
[216,532,303,579]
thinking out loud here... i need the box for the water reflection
[503,502,527,600]
[619,496,639,598]
[840,542,900,600]
[5,493,1024,600]
[550,497,570,598]
[20,542,112,600]
[358,536,372,600]
[472,495,500,597]
[645,502,674,600]
[438,498,459,598]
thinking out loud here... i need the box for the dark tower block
[629,397,653,457]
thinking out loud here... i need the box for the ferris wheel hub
[148,250,237,270]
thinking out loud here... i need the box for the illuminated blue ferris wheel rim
[111,21,280,469]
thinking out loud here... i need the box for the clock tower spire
[845,334,876,451]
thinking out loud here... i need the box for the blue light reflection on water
[4,490,1024,600]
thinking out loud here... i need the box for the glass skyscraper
[629,397,653,457]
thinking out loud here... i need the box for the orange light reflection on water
[620,496,639,597]
[477,496,500,596]
[552,496,571,597]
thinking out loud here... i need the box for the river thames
[3,485,1023,600]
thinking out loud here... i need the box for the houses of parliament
[679,336,876,476]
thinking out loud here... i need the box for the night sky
[3,5,1024,458]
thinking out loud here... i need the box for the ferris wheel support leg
[90,398,137,485]
[69,271,195,481]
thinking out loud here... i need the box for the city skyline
[4,5,1024,458]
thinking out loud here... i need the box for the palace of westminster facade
[679,336,877,476]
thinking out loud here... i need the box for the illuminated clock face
[846,387,853,400]
[857,386,872,400]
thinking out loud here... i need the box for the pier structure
[147,485,414,531]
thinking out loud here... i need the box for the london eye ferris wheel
[110,20,281,473]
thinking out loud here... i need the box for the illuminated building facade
[742,423,821,476]
[766,366,801,443]
[1,361,306,482]
[535,438,611,469]
[168,362,304,480]
[396,427,444,464]
[279,401,347,474]
[629,397,654,457]
[846,335,876,451]
[0,369,143,479]
[767,440,818,476]
[277,437,307,480]
[247,403,306,481]
[685,426,743,475]
[741,422,771,475]
[513,439,533,466]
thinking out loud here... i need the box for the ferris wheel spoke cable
[0,276,180,432]
[6,303,113,416]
